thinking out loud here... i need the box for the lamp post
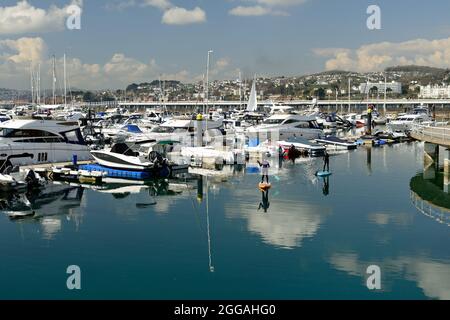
[205,50,213,115]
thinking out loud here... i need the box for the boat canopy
[123,124,143,133]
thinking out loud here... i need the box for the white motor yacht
[388,106,432,132]
[245,114,323,142]
[0,119,91,168]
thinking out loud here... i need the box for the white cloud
[0,37,237,89]
[0,0,83,35]
[329,253,450,300]
[105,0,136,11]
[0,37,162,89]
[254,0,307,5]
[229,5,272,16]
[229,0,307,16]
[162,6,206,25]
[0,37,47,64]
[215,57,230,70]
[143,0,172,10]
[315,37,450,72]
[111,0,206,25]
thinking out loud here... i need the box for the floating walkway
[79,164,170,180]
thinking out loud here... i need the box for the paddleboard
[316,171,332,177]
[258,183,272,191]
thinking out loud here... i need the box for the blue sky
[1,0,450,89]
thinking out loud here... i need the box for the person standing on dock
[323,151,330,172]
[257,159,270,184]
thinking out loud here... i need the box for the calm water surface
[0,142,449,300]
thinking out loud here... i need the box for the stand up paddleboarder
[257,159,270,184]
[323,151,330,172]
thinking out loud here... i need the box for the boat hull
[0,143,92,167]
[91,151,152,171]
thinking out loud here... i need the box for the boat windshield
[150,126,174,133]
[263,118,284,125]
[0,128,58,138]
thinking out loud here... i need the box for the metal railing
[411,191,450,226]
[411,123,450,142]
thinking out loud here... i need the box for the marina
[1,0,450,304]
[0,101,448,300]
[0,138,449,299]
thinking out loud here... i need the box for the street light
[205,50,213,115]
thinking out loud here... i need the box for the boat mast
[64,54,67,108]
[38,63,42,105]
[384,74,387,116]
[239,70,242,110]
[205,50,213,133]
[348,77,351,114]
[52,55,56,105]
[30,61,34,105]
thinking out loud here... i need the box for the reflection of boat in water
[96,179,191,199]
[0,183,83,219]
[0,183,85,238]
[410,172,450,226]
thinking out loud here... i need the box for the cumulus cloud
[0,37,162,89]
[0,37,47,64]
[142,0,172,10]
[229,0,307,16]
[162,6,206,25]
[105,0,137,11]
[0,0,83,35]
[110,0,206,25]
[0,37,239,89]
[230,5,280,17]
[314,37,450,72]
[252,0,308,5]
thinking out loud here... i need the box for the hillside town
[1,65,450,105]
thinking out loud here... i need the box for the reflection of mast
[366,146,372,175]
[206,176,214,273]
[197,176,203,202]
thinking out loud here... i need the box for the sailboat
[247,78,258,113]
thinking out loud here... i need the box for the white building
[359,81,402,94]
[419,84,450,99]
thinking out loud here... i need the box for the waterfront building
[359,81,402,94]
[419,84,450,99]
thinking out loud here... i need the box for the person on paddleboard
[288,144,297,163]
[323,150,330,172]
[257,159,270,184]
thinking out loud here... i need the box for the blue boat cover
[124,124,143,134]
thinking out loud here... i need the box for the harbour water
[0,142,449,300]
